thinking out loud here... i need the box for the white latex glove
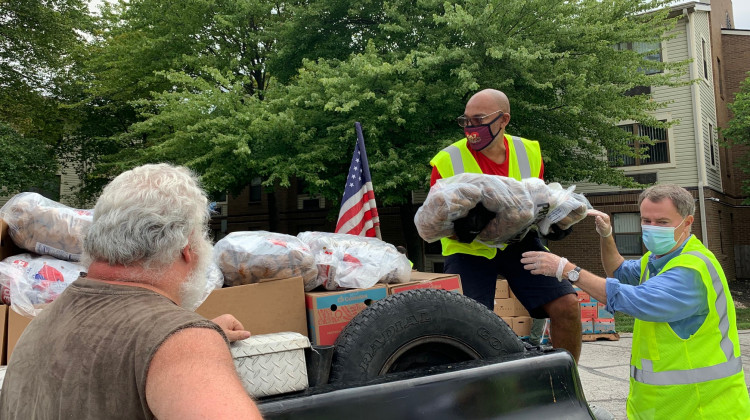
[587,209,612,238]
[521,251,568,281]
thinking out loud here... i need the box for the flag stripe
[335,123,380,238]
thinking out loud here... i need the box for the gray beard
[178,238,212,311]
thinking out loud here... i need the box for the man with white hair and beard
[0,164,264,420]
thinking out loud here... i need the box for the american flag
[335,122,381,238]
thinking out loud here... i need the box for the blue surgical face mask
[641,218,686,255]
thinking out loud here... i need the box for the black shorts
[443,233,575,318]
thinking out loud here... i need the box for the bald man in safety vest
[430,89,582,361]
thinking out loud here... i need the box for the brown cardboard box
[0,219,21,364]
[305,285,388,346]
[512,316,532,337]
[494,297,529,317]
[197,276,307,337]
[387,272,462,295]
[6,308,31,362]
[0,305,7,364]
[495,279,509,299]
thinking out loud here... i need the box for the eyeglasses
[456,109,504,128]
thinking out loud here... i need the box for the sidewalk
[577,329,750,419]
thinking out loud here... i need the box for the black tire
[329,288,525,384]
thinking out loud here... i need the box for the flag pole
[354,122,382,240]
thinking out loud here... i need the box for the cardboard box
[500,316,513,327]
[597,303,614,319]
[495,280,509,299]
[387,272,462,295]
[580,302,597,319]
[0,305,7,365]
[305,285,388,346]
[575,289,590,303]
[594,318,616,333]
[231,332,310,398]
[511,316,532,337]
[581,318,594,334]
[493,298,528,317]
[197,276,307,337]
[6,308,32,362]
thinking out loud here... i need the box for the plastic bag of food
[414,173,590,246]
[214,231,318,290]
[0,253,85,317]
[297,231,411,290]
[0,192,93,262]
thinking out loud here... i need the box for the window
[613,213,642,256]
[717,58,724,99]
[615,41,662,75]
[609,121,669,167]
[709,123,717,167]
[249,177,262,203]
[702,39,708,80]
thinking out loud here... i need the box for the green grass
[614,307,750,333]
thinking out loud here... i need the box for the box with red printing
[387,272,462,295]
[305,285,388,346]
[575,289,590,303]
[581,318,594,334]
[580,302,597,319]
[594,318,616,333]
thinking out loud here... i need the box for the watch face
[568,268,580,282]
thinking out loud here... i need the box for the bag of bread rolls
[213,231,318,290]
[415,174,590,246]
[297,231,411,290]
[0,192,93,262]
[0,253,85,317]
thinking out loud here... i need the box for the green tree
[0,0,91,196]
[723,73,750,201]
[0,123,57,195]
[63,0,283,200]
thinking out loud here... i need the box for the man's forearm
[562,260,608,303]
[600,235,624,277]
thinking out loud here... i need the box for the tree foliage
[0,123,57,195]
[723,72,750,200]
[6,0,690,210]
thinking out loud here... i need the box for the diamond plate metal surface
[231,332,310,397]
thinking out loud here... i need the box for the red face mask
[463,113,503,151]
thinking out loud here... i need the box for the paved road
[578,330,750,419]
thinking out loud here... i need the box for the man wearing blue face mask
[520,184,750,419]
[429,89,582,362]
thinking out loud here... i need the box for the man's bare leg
[543,293,582,362]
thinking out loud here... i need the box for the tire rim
[378,335,482,375]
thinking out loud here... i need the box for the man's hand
[211,314,251,342]
[521,251,568,281]
[587,209,612,237]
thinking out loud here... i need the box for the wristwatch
[566,266,582,282]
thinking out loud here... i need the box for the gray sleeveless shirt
[0,277,227,419]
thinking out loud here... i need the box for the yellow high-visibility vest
[628,235,750,419]
[429,134,542,259]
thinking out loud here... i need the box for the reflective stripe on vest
[631,251,742,386]
[441,136,531,177]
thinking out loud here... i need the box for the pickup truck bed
[258,348,594,420]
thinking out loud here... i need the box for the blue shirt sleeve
[605,265,709,339]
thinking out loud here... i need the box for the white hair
[82,163,210,272]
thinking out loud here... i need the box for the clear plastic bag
[297,231,411,290]
[213,231,318,290]
[415,174,591,246]
[0,192,93,261]
[0,253,84,317]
